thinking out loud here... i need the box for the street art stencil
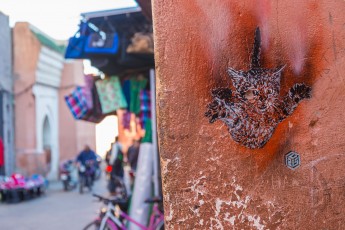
[205,27,312,149]
[285,151,301,170]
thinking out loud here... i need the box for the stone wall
[153,0,345,228]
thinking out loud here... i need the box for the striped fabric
[139,90,151,128]
[64,87,89,119]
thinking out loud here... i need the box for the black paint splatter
[205,27,312,149]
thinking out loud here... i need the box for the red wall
[153,0,345,228]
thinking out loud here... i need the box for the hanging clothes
[141,119,152,143]
[64,86,89,119]
[129,76,148,115]
[84,75,94,109]
[122,110,132,130]
[122,79,131,107]
[95,76,128,114]
[139,90,151,128]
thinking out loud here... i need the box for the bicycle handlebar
[144,196,163,204]
[92,193,127,205]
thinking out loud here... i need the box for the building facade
[13,22,96,180]
[0,12,15,176]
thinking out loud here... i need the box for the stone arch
[36,101,59,180]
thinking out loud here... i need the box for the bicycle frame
[99,202,164,230]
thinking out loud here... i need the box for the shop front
[64,6,161,229]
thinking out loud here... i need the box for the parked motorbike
[59,160,77,191]
[78,160,95,194]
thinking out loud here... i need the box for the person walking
[106,137,126,197]
[127,139,140,172]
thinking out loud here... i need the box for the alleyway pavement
[0,176,108,230]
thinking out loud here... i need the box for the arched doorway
[42,116,52,176]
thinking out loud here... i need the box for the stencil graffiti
[285,151,301,170]
[205,27,312,149]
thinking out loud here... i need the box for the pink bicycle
[83,194,164,230]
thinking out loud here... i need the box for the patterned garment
[141,119,152,143]
[122,80,131,107]
[64,86,89,119]
[139,90,151,128]
[130,78,148,115]
[122,110,132,130]
[95,76,128,114]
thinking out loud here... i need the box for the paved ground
[0,176,108,230]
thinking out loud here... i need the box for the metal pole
[150,69,159,197]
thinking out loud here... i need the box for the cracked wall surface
[153,0,345,229]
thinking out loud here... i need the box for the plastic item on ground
[0,173,47,203]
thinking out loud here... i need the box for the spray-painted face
[228,65,284,112]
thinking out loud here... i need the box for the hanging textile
[122,79,131,106]
[129,76,148,115]
[141,119,152,143]
[122,111,132,130]
[80,75,105,123]
[64,86,89,119]
[64,76,105,123]
[139,90,151,128]
[95,76,128,114]
[84,75,94,109]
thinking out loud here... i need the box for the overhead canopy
[134,0,152,22]
[81,7,154,75]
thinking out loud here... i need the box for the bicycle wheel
[83,220,99,230]
[155,220,164,230]
[83,219,118,230]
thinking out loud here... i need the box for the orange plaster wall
[153,0,345,228]
[13,22,40,154]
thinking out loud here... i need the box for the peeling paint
[209,178,286,229]
[248,215,265,230]
[166,203,174,222]
[199,219,204,225]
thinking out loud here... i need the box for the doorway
[42,116,51,176]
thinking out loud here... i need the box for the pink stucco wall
[13,22,41,175]
[13,22,96,175]
[13,22,40,153]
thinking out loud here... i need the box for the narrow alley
[0,178,107,230]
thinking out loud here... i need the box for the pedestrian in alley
[127,139,140,172]
[106,137,127,199]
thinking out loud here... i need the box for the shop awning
[80,6,154,75]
